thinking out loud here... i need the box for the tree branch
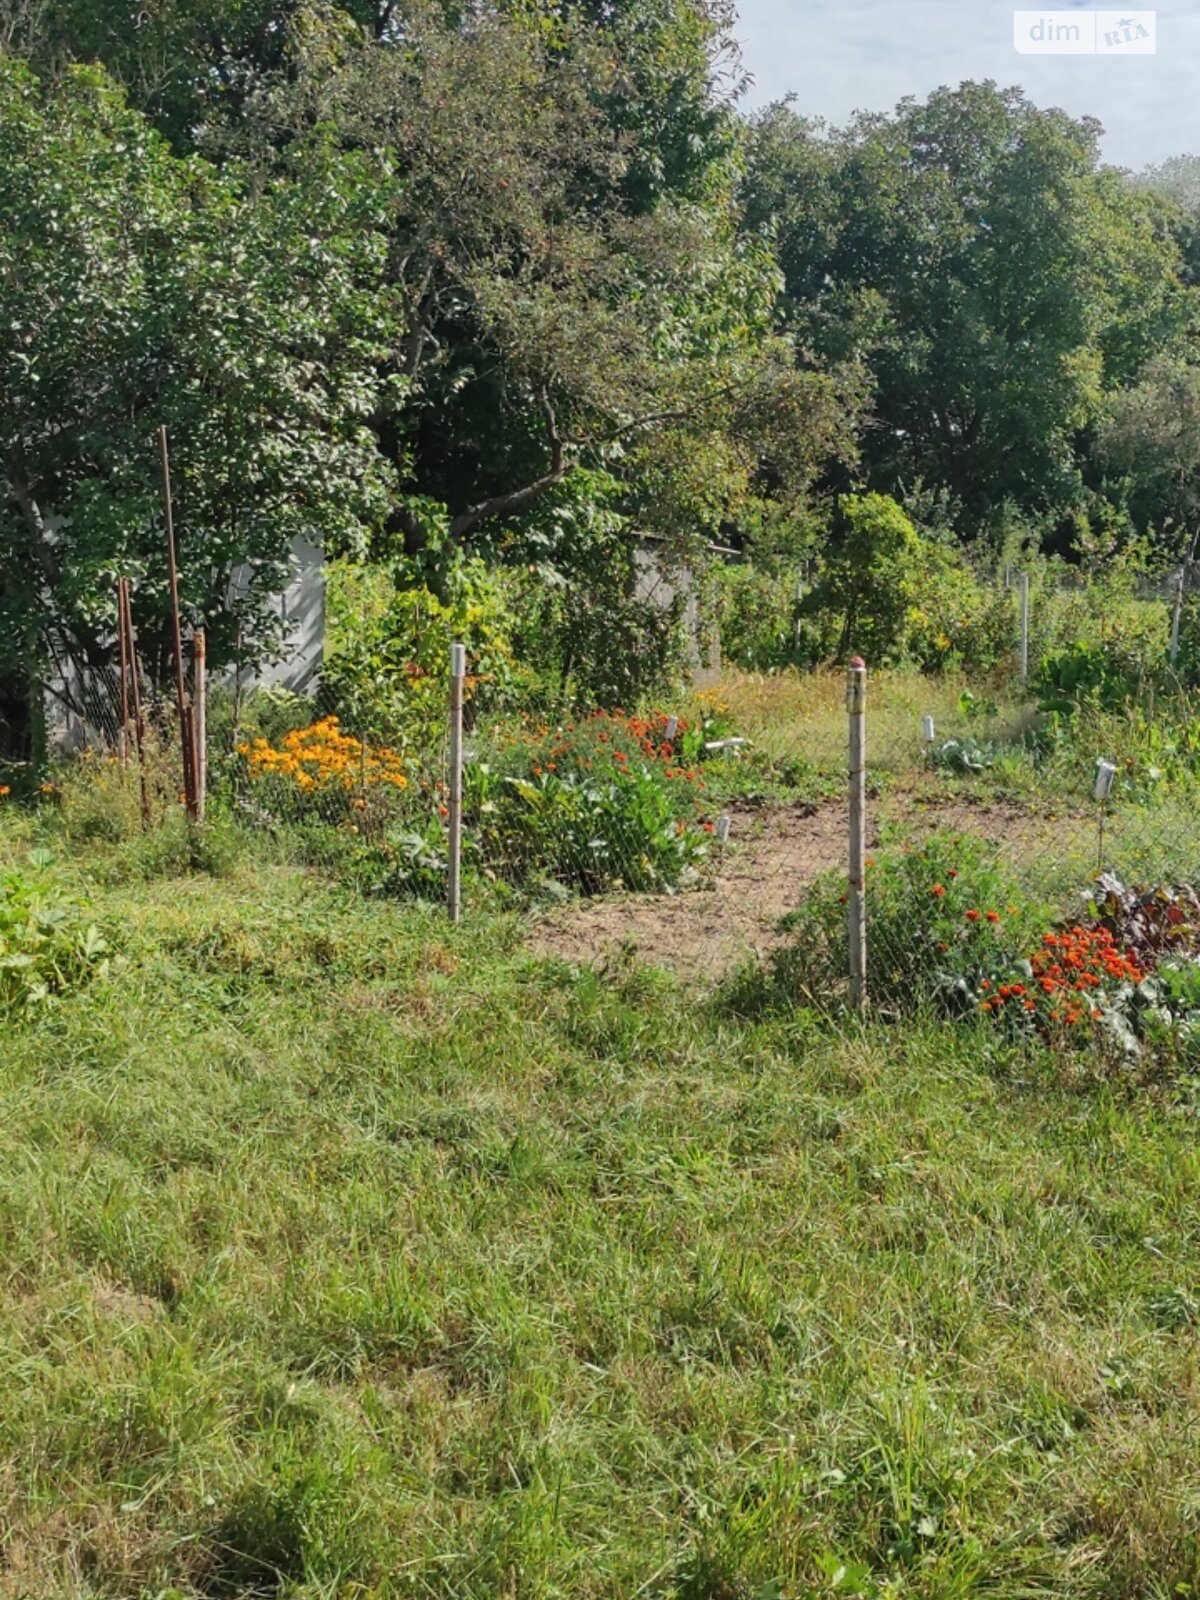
[449,391,567,541]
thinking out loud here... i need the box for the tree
[240,2,860,575]
[1100,355,1200,550]
[0,61,398,707]
[742,83,1197,536]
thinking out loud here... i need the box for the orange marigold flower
[986,910,1000,923]
[931,884,947,897]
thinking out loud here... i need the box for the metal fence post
[1018,571,1030,686]
[194,627,207,824]
[848,657,867,1013]
[448,642,466,924]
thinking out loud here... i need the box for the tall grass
[1,813,1200,1596]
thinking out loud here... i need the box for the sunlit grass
[2,811,1200,1596]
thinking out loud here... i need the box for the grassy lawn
[2,820,1200,1599]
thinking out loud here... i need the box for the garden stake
[193,628,207,825]
[448,642,466,924]
[848,657,867,1012]
[159,425,197,821]
[116,578,130,775]
[120,578,151,826]
[1095,759,1116,872]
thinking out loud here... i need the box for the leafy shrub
[904,546,1016,674]
[796,493,923,664]
[0,851,109,1015]
[363,818,450,901]
[483,708,709,809]
[711,564,802,672]
[467,764,711,894]
[499,470,696,709]
[772,833,1047,1013]
[1033,572,1169,711]
[322,558,522,744]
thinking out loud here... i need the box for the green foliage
[500,479,696,707]
[323,558,522,742]
[797,494,922,664]
[711,563,804,671]
[903,546,1016,674]
[743,83,1197,534]
[0,60,397,691]
[770,834,1047,1015]
[466,764,709,894]
[1033,577,1170,712]
[0,849,108,1013]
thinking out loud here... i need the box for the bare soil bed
[527,793,1092,981]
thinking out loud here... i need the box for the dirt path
[526,793,1092,982]
[526,802,847,981]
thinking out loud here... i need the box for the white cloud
[733,0,1200,169]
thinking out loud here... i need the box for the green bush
[467,763,711,894]
[1032,571,1169,708]
[797,493,923,664]
[322,558,523,745]
[711,564,802,672]
[770,833,1049,1015]
[904,546,1016,674]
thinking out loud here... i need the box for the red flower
[965,909,980,923]
[986,910,1000,923]
[931,884,947,898]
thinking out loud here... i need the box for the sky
[732,0,1200,171]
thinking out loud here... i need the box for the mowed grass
[3,828,1200,1597]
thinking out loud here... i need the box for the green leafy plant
[0,851,109,1015]
[773,834,1047,1014]
[468,765,710,894]
[925,738,996,776]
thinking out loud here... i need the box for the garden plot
[527,790,1095,981]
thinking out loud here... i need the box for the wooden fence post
[848,656,867,1013]
[448,642,466,924]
